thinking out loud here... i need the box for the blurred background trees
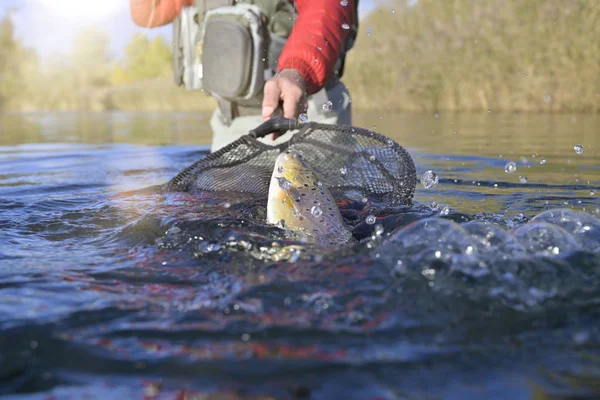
[1,0,598,112]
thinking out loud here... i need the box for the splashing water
[1,111,599,400]
[420,170,439,189]
[505,161,517,173]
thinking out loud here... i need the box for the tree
[72,26,112,88]
[109,34,172,85]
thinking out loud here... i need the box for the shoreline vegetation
[1,0,598,114]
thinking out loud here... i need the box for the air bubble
[420,170,439,189]
[366,215,376,225]
[340,166,347,176]
[311,206,323,217]
[519,176,528,184]
[322,101,333,111]
[574,144,584,155]
[342,23,350,30]
[591,190,596,196]
[223,202,231,208]
[369,155,376,161]
[340,0,348,5]
[361,197,368,203]
[278,177,292,190]
[277,166,284,174]
[374,224,384,236]
[298,113,309,124]
[504,161,517,173]
[540,158,547,165]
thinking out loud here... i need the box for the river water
[0,110,599,399]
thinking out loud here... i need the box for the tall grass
[343,0,600,112]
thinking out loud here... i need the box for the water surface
[0,110,599,399]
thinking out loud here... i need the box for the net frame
[162,122,416,206]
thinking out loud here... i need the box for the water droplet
[439,205,450,216]
[339,166,347,176]
[361,197,368,203]
[574,144,584,155]
[322,101,332,111]
[504,161,517,173]
[465,246,474,255]
[317,181,323,187]
[544,93,552,103]
[391,8,396,13]
[369,155,376,161]
[573,331,590,344]
[374,224,384,236]
[386,138,394,146]
[298,113,309,124]
[340,0,348,5]
[365,215,376,225]
[434,112,439,118]
[590,190,596,196]
[519,176,528,184]
[288,248,301,263]
[311,206,323,217]
[277,165,284,174]
[420,170,439,189]
[342,23,350,30]
[540,158,547,165]
[317,45,322,51]
[488,109,492,113]
[278,177,292,190]
[241,333,250,342]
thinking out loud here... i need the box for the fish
[266,149,354,246]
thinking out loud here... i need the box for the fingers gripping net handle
[163,122,417,205]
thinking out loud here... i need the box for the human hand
[262,68,308,122]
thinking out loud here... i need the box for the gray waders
[209,77,352,153]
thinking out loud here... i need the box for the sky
[1,0,377,61]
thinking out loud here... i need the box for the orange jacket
[130,0,356,95]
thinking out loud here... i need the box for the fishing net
[162,121,416,205]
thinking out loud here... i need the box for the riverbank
[2,0,599,114]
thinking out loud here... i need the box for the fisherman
[129,0,358,152]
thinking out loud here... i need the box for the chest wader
[172,0,359,152]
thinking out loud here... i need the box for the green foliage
[109,34,172,85]
[72,27,112,88]
[0,11,40,108]
[2,0,599,112]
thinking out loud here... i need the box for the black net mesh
[162,122,417,205]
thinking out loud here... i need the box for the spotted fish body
[267,149,354,246]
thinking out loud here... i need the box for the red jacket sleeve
[277,0,356,95]
[130,0,194,28]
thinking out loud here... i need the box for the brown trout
[266,149,353,246]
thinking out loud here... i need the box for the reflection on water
[0,111,212,146]
[0,110,599,400]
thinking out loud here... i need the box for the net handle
[248,116,300,139]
